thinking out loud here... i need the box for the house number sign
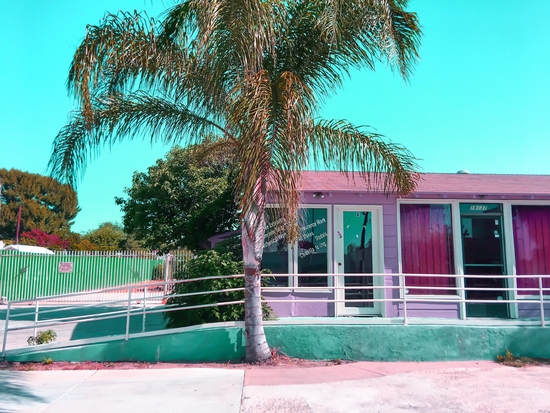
[469,205,488,211]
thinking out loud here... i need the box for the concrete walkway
[2,368,244,413]
[242,361,550,412]
[2,361,550,412]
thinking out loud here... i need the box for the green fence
[0,250,191,301]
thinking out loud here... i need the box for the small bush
[213,235,243,260]
[164,250,274,328]
[152,262,164,280]
[496,349,549,368]
[27,330,57,346]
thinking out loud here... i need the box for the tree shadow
[70,309,167,340]
[0,371,46,413]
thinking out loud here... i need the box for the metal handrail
[1,272,549,359]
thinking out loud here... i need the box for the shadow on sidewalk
[0,371,45,413]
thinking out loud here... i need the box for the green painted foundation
[266,325,550,361]
[6,324,550,363]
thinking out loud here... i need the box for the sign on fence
[58,262,73,273]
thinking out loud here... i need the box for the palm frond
[48,92,226,186]
[308,119,419,195]
[276,0,421,103]
[158,0,286,117]
[186,136,238,168]
[69,10,191,120]
[48,117,100,188]
[365,0,422,79]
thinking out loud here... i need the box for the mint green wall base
[265,325,550,361]
[6,324,550,363]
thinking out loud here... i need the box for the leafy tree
[64,232,99,251]
[0,168,79,241]
[213,235,243,261]
[115,141,239,252]
[20,228,69,250]
[82,222,127,251]
[49,0,422,362]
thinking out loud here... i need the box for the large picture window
[400,204,456,295]
[261,207,330,288]
[297,208,329,287]
[512,205,550,295]
[262,211,289,287]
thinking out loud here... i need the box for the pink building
[260,171,550,322]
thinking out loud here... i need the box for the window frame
[509,201,550,299]
[293,204,333,291]
[397,199,462,301]
[262,204,332,292]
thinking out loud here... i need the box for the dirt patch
[496,349,550,368]
[0,349,350,372]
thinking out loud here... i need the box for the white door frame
[334,205,384,316]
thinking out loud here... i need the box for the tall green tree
[115,141,239,252]
[82,222,139,251]
[0,168,79,241]
[49,0,421,362]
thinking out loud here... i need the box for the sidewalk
[241,361,550,412]
[2,361,550,412]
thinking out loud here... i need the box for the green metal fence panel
[0,249,192,302]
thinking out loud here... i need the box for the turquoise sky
[1,1,549,234]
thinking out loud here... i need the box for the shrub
[152,262,164,281]
[20,228,69,250]
[27,330,57,346]
[164,250,274,328]
[212,235,243,260]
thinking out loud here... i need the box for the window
[262,211,289,287]
[297,208,329,287]
[261,207,330,288]
[512,205,550,295]
[400,204,456,295]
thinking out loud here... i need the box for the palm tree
[49,0,422,362]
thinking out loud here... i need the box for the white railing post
[33,300,40,340]
[2,301,11,359]
[539,275,545,327]
[163,254,171,296]
[142,286,147,333]
[402,275,408,326]
[459,274,467,320]
[125,287,132,340]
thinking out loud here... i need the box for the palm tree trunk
[242,210,271,362]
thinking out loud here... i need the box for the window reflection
[400,203,456,295]
[512,205,550,295]
[298,208,328,287]
[262,210,289,286]
[261,207,330,288]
